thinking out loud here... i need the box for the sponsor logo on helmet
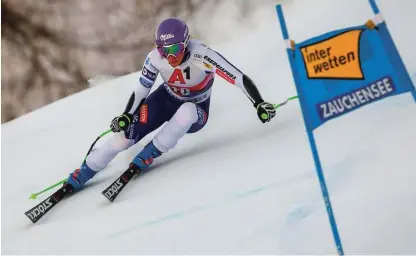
[160,33,175,41]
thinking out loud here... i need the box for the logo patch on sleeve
[139,77,153,88]
[203,56,236,84]
[139,104,148,124]
[142,67,157,81]
[193,53,203,63]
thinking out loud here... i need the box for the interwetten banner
[293,25,415,131]
[276,1,415,254]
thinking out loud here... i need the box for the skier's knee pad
[152,102,198,153]
[174,102,198,127]
[86,133,134,171]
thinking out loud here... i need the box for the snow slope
[2,0,416,254]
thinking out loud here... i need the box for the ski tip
[24,212,38,224]
[101,191,115,202]
[29,194,37,200]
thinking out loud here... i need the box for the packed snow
[2,0,415,254]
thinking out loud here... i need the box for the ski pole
[29,179,67,199]
[29,128,113,199]
[260,95,298,120]
[273,95,298,109]
[83,129,112,162]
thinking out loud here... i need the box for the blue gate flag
[275,0,415,255]
[293,24,415,131]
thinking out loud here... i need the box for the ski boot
[65,161,97,192]
[55,182,75,201]
[131,141,162,171]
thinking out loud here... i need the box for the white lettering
[45,198,52,208]
[320,104,329,118]
[319,77,396,121]
[376,80,387,95]
[362,87,375,101]
[105,179,123,199]
[28,198,53,220]
[347,93,360,107]
[334,99,345,112]
[160,34,174,41]
[370,83,381,98]
[383,78,393,93]
[342,96,352,109]
[328,102,338,117]
[355,90,366,104]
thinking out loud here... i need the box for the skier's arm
[203,47,264,106]
[125,54,159,115]
[111,52,160,133]
[240,74,264,107]
[203,47,276,123]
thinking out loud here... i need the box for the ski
[101,164,140,202]
[24,183,73,223]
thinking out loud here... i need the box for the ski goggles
[157,42,186,58]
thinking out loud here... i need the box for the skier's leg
[66,133,135,191]
[66,85,177,191]
[132,98,210,170]
[187,97,210,134]
[86,133,135,172]
[123,85,178,144]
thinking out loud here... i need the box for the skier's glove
[110,113,133,132]
[255,101,276,123]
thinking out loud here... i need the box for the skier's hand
[110,113,133,132]
[255,101,276,123]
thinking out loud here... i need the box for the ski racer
[65,17,277,192]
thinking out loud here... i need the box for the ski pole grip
[118,114,132,131]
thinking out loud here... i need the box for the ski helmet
[155,17,190,58]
